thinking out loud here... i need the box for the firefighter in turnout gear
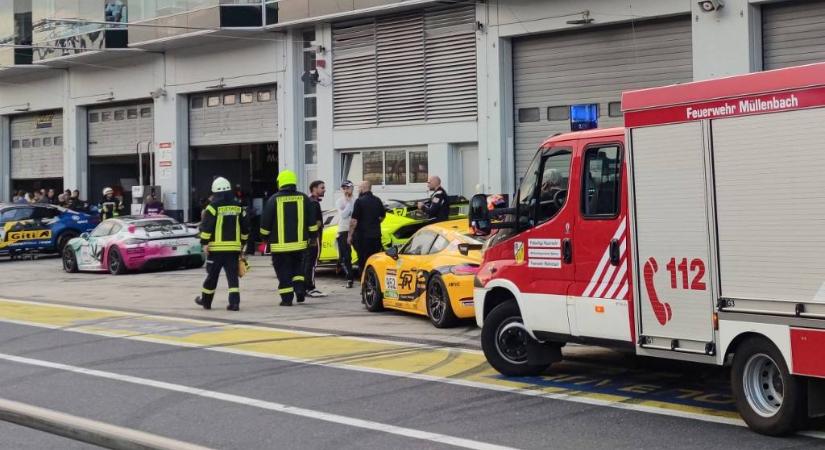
[195,177,249,311]
[260,170,318,306]
[99,187,124,220]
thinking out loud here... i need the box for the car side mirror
[386,246,399,259]
[80,232,90,240]
[469,194,491,236]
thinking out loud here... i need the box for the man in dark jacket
[348,180,385,278]
[99,187,124,220]
[195,177,249,311]
[304,180,326,298]
[260,170,318,306]
[418,175,450,221]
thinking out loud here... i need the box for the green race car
[318,197,469,266]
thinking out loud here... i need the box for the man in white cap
[99,187,123,220]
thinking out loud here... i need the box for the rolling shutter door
[512,17,693,178]
[10,111,63,179]
[88,103,154,156]
[332,4,476,127]
[762,0,825,70]
[189,85,277,147]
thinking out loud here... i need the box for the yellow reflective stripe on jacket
[206,205,216,215]
[269,241,308,253]
[199,232,212,240]
[308,224,319,232]
[210,242,242,251]
[260,228,270,236]
[241,234,249,241]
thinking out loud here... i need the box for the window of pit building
[43,137,52,147]
[341,149,429,187]
[114,110,125,121]
[22,139,30,148]
[207,96,220,107]
[224,94,237,106]
[127,109,138,119]
[582,145,622,218]
[518,108,540,123]
[608,102,622,118]
[140,108,152,118]
[32,138,41,148]
[548,106,570,121]
[258,90,272,102]
[11,140,19,149]
[265,0,279,25]
[101,111,112,122]
[240,92,253,104]
[89,112,99,123]
[191,97,203,109]
[54,136,62,146]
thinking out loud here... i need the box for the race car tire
[731,335,806,436]
[62,247,79,273]
[362,267,385,312]
[481,300,550,377]
[56,230,79,254]
[107,247,127,275]
[186,257,206,269]
[426,275,458,328]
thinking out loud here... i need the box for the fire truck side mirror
[469,194,492,236]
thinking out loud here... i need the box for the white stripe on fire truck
[604,259,628,299]
[593,237,627,298]
[615,281,629,300]
[582,220,627,298]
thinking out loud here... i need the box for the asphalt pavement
[0,256,823,448]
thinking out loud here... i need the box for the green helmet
[211,177,231,193]
[277,170,298,189]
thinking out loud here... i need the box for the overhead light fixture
[150,88,167,99]
[698,0,724,12]
[205,77,225,90]
[566,10,594,25]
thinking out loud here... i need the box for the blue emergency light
[570,104,599,131]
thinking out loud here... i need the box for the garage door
[762,0,825,70]
[10,111,63,179]
[189,85,277,147]
[512,17,693,178]
[88,103,154,156]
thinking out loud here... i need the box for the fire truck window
[582,146,621,218]
[537,151,572,223]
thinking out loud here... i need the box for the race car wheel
[731,335,806,436]
[481,300,550,377]
[56,230,79,254]
[187,257,206,269]
[107,247,127,275]
[362,267,384,312]
[426,275,458,328]
[62,247,78,273]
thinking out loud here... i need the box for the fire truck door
[570,143,632,342]
[630,122,716,355]
[511,148,577,336]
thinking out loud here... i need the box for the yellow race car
[360,219,483,328]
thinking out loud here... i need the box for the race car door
[383,230,438,312]
[76,221,119,270]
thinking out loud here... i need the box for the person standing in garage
[99,187,124,220]
[260,170,318,306]
[195,177,249,312]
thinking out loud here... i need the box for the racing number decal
[644,257,707,326]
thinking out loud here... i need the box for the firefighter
[99,187,124,220]
[195,177,249,311]
[260,170,318,306]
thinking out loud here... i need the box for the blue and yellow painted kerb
[0,298,741,423]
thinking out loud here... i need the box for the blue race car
[0,203,99,257]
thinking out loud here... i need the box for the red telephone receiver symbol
[643,257,672,325]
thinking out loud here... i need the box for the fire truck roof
[622,61,825,112]
[541,127,624,148]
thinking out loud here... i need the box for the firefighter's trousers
[201,251,241,306]
[272,251,306,304]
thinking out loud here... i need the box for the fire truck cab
[471,62,825,436]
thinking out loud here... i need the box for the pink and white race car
[62,216,206,275]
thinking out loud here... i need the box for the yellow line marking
[0,298,742,424]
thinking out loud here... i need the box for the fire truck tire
[482,300,550,376]
[731,336,806,436]
[362,267,385,312]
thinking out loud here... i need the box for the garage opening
[10,111,64,198]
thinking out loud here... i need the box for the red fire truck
[470,62,825,436]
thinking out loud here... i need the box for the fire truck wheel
[362,267,385,312]
[731,336,806,436]
[482,300,550,376]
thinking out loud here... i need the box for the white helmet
[211,177,231,193]
[102,187,113,196]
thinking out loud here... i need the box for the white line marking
[0,352,516,450]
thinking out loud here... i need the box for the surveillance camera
[698,0,724,12]
[149,88,167,99]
